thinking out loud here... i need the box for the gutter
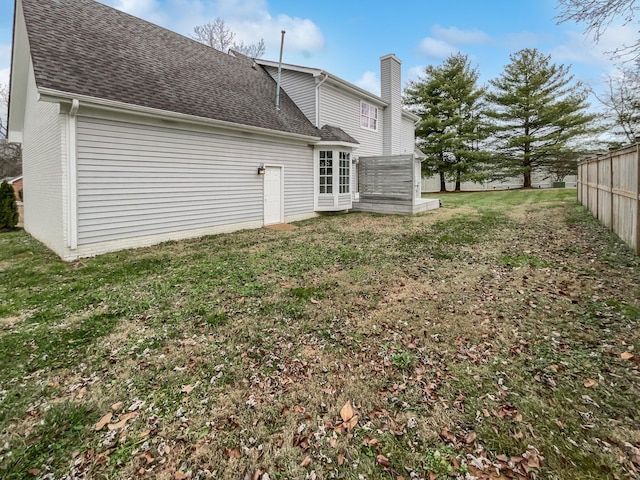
[67,98,79,250]
[37,88,322,145]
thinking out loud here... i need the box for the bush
[0,180,19,229]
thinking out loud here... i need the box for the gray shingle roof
[21,0,320,138]
[319,125,359,145]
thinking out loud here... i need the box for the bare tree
[557,0,640,62]
[0,82,22,179]
[594,67,640,141]
[193,18,265,58]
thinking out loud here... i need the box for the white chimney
[380,54,402,156]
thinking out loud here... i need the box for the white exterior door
[264,166,283,225]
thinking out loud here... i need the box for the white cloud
[102,0,325,54]
[0,67,9,87]
[431,25,491,45]
[355,71,380,95]
[418,37,458,58]
[406,65,425,85]
[551,24,637,68]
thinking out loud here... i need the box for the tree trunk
[455,170,461,191]
[439,171,447,192]
[523,169,532,188]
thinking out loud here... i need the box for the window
[319,150,333,194]
[339,152,350,194]
[360,102,378,131]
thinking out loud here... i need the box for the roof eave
[402,110,420,122]
[316,140,360,148]
[38,88,322,144]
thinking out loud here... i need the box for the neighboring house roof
[319,125,359,145]
[2,176,23,184]
[19,0,320,139]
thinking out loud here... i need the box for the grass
[1,189,639,479]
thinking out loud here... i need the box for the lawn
[0,189,638,480]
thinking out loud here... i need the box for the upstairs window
[339,152,350,194]
[360,102,378,131]
[319,150,333,194]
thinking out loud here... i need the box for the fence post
[610,153,614,232]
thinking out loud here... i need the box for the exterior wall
[22,60,65,253]
[401,116,416,155]
[381,55,402,156]
[69,114,315,257]
[264,66,316,125]
[319,83,384,157]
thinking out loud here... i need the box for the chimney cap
[380,53,401,64]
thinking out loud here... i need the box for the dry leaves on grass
[339,401,358,431]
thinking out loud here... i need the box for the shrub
[0,180,19,229]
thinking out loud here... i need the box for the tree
[557,0,640,62]
[404,53,488,192]
[593,67,640,142]
[486,48,597,188]
[0,82,22,179]
[0,180,18,229]
[193,18,265,58]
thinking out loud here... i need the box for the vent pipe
[275,30,286,111]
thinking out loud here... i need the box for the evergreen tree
[0,180,19,229]
[404,53,488,192]
[486,48,597,187]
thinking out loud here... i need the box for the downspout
[315,73,329,128]
[67,99,80,250]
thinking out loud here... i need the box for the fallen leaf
[340,401,354,423]
[95,412,113,431]
[181,384,193,394]
[300,456,312,467]
[377,454,391,468]
[621,352,634,360]
[584,379,598,388]
[111,402,124,412]
[175,472,189,480]
[28,468,41,476]
[337,453,345,465]
[466,432,477,444]
[346,414,359,431]
[108,412,138,430]
[310,298,320,304]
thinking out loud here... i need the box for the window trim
[360,101,378,132]
[318,150,334,195]
[339,152,350,194]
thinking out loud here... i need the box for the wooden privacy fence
[577,141,640,254]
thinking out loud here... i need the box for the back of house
[9,0,433,260]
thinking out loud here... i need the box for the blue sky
[0,0,636,115]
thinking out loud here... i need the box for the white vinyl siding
[264,67,316,124]
[319,84,383,157]
[22,61,65,254]
[76,117,314,245]
[401,116,416,155]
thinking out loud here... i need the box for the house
[8,0,438,261]
[5,175,24,221]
